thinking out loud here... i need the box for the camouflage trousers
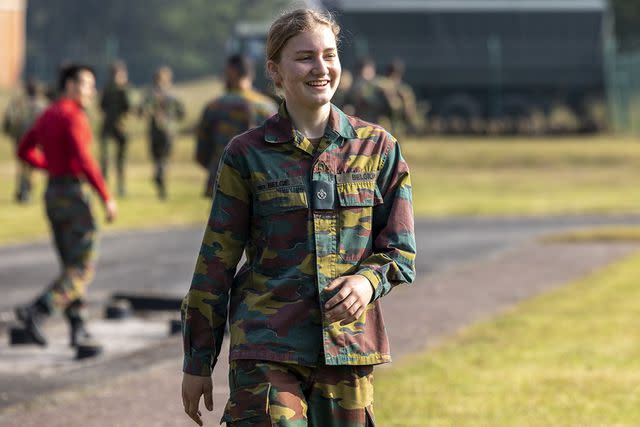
[150,133,172,198]
[222,360,376,427]
[34,178,97,320]
[99,124,128,192]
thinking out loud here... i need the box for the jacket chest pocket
[252,178,310,267]
[336,174,383,263]
[254,177,309,216]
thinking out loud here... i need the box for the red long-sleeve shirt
[18,98,111,203]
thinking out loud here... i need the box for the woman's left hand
[323,275,374,325]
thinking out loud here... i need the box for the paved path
[1,240,637,426]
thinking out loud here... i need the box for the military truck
[230,0,612,132]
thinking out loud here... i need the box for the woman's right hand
[182,372,213,426]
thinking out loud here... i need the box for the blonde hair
[266,8,340,63]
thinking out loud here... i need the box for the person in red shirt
[15,63,118,350]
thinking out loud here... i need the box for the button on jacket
[182,103,416,376]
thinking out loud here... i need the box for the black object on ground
[75,340,104,360]
[104,299,133,319]
[111,293,182,311]
[9,327,39,345]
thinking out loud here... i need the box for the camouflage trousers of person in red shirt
[221,360,376,427]
[34,178,97,323]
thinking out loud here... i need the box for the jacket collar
[264,102,357,144]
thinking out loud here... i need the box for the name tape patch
[256,176,305,193]
[336,171,378,184]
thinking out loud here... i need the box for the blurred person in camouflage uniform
[384,59,423,136]
[15,64,118,349]
[139,65,185,199]
[99,60,131,197]
[344,57,398,130]
[195,54,277,198]
[331,68,353,112]
[3,78,49,203]
[181,9,415,427]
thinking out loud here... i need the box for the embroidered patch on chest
[336,172,378,184]
[255,176,305,193]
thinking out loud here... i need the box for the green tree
[24,0,290,84]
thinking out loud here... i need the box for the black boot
[68,316,92,348]
[14,304,48,346]
[65,302,92,348]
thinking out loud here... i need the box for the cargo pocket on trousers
[221,382,272,426]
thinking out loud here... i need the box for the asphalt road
[2,214,640,313]
[2,214,640,411]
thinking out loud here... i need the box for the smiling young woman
[266,13,341,137]
[180,9,416,427]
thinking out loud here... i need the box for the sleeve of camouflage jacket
[181,141,250,376]
[194,106,216,169]
[355,137,416,302]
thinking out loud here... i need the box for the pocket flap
[336,180,382,207]
[255,177,308,215]
[221,382,271,423]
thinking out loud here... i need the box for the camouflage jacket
[344,78,396,125]
[139,88,185,137]
[3,95,48,143]
[195,88,277,170]
[182,103,416,376]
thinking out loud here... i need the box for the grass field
[403,135,640,216]
[374,250,640,426]
[3,132,640,244]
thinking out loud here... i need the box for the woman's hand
[182,373,213,426]
[323,275,374,325]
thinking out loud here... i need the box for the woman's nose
[312,57,329,75]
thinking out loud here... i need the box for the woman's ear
[266,60,282,87]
